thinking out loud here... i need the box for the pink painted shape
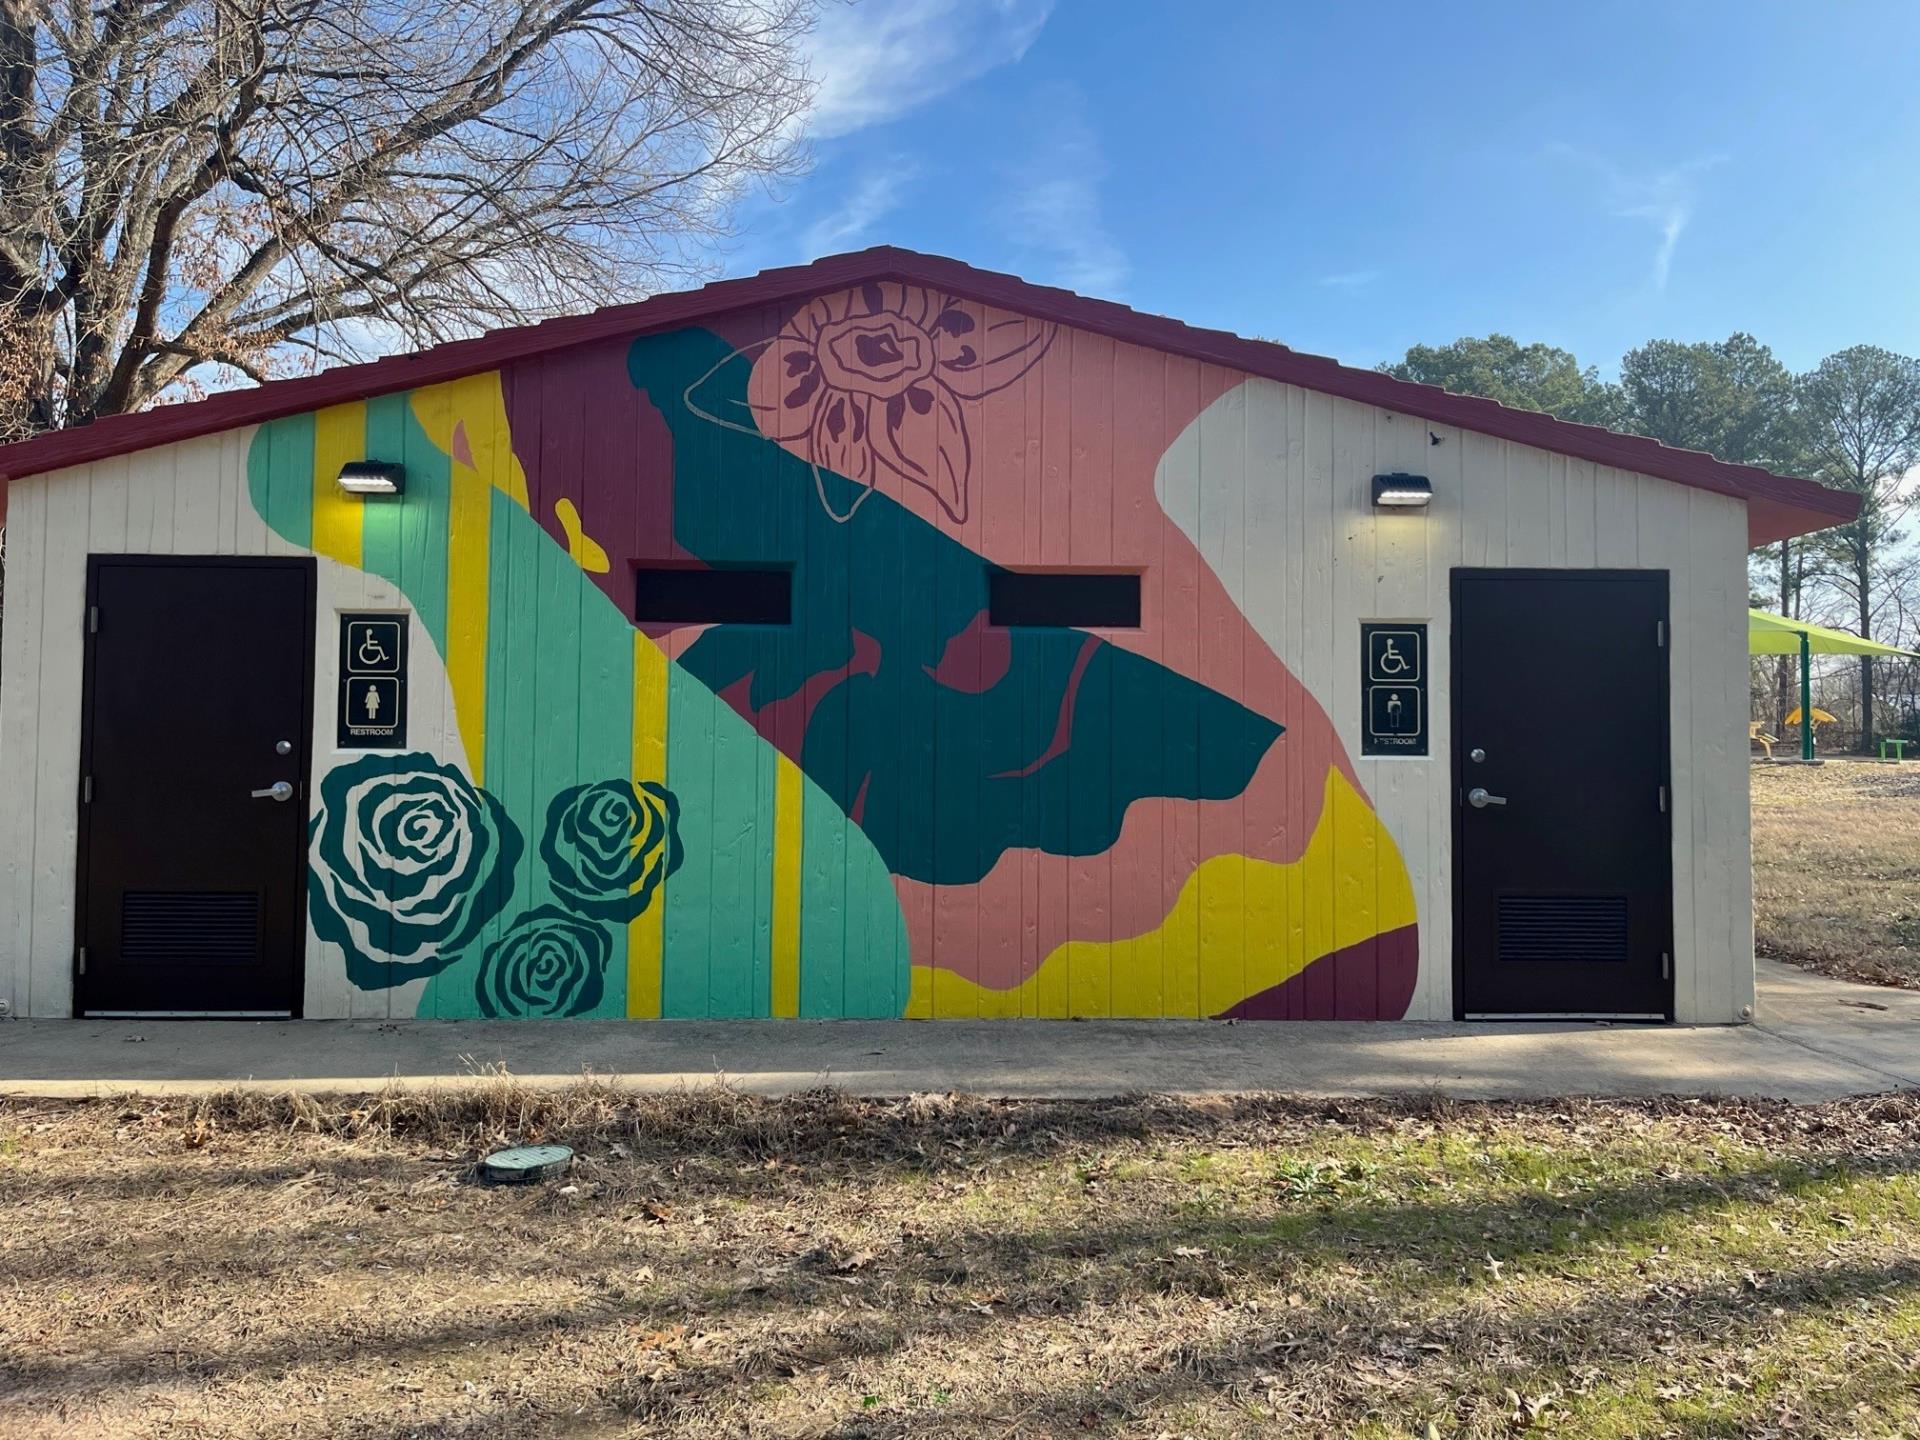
[863,315,1379,1004]
[744,285,1056,525]
[895,738,1320,992]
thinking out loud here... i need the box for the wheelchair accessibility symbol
[1361,622,1428,756]
[345,620,401,676]
[338,613,409,748]
[1365,628,1421,684]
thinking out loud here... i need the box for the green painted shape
[359,394,409,604]
[542,533,632,1018]
[638,327,1282,889]
[658,677,718,1017]
[244,393,911,1021]
[427,488,548,1017]
[247,409,315,550]
[394,395,450,654]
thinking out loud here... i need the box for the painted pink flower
[741,283,1055,523]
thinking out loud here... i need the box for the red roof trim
[0,246,1858,546]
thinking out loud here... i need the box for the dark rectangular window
[988,570,1141,628]
[634,566,791,625]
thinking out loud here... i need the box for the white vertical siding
[0,430,466,1019]
[1156,378,1756,1021]
[1,377,1760,1021]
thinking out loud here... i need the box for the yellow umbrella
[1783,706,1838,727]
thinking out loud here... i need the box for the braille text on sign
[1361,622,1427,756]
[338,614,408,748]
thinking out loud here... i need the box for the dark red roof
[0,246,1857,546]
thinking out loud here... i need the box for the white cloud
[800,161,919,257]
[1547,143,1726,291]
[1318,269,1382,291]
[998,89,1127,295]
[805,0,1053,140]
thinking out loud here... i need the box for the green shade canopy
[1748,610,1919,659]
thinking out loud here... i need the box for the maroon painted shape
[924,608,1012,693]
[1216,923,1421,1021]
[716,630,883,747]
[0,249,1856,547]
[989,633,1099,780]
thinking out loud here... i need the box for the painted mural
[245,282,1420,1019]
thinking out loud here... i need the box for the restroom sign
[1361,622,1427,756]
[338,614,408,748]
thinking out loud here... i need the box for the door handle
[251,780,295,803]
[1467,786,1506,809]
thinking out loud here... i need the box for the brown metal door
[1452,570,1674,1019]
[77,557,315,1015]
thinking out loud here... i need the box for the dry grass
[5,1079,1920,1438]
[1752,762,1920,989]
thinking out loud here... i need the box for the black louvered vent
[1497,895,1628,964]
[121,891,261,966]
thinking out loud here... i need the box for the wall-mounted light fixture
[1371,472,1432,509]
[337,461,406,496]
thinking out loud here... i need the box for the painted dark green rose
[540,778,683,921]
[310,753,521,989]
[474,906,611,1018]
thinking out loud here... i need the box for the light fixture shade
[1372,472,1432,508]
[337,461,406,495]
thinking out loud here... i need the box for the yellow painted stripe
[770,755,805,1018]
[909,768,1418,1018]
[626,632,670,1017]
[440,402,493,781]
[409,371,533,781]
[311,402,366,568]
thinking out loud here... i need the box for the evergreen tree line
[1382,336,1920,749]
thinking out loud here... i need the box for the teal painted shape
[359,394,409,604]
[247,409,315,550]
[248,398,452,652]
[243,391,910,1021]
[307,751,522,991]
[656,676,710,1017]
[394,393,451,653]
[631,328,1283,888]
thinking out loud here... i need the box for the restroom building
[0,249,1857,1022]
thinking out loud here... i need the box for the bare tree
[0,0,816,438]
[1799,345,1920,752]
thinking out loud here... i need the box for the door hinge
[1655,619,1666,648]
[1662,952,1671,980]
[1658,785,1668,813]
[81,775,92,804]
[77,946,87,976]
[88,605,98,635]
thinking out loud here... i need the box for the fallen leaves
[1,1087,1917,1437]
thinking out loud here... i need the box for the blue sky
[728,1,1920,377]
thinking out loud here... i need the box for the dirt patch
[1753,762,1920,990]
[4,1081,1919,1437]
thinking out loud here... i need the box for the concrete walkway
[0,959,1914,1102]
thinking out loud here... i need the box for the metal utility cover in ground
[480,1144,573,1183]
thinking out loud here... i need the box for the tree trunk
[1774,540,1794,734]
[1859,550,1876,753]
